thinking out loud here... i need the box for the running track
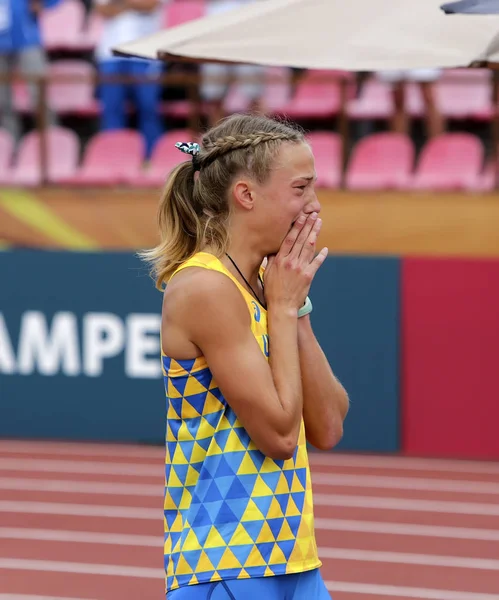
[0,440,498,600]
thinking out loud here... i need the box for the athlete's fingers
[277,215,307,257]
[305,247,328,278]
[299,217,322,261]
[289,213,318,260]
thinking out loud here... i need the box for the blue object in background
[310,256,401,453]
[0,250,401,452]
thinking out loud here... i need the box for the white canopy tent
[113,0,499,70]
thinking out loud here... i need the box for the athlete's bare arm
[298,317,349,450]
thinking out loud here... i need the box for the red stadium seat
[131,130,196,187]
[66,130,145,186]
[346,133,415,191]
[0,129,15,184]
[40,0,85,52]
[77,10,105,51]
[47,60,99,116]
[306,132,342,189]
[165,0,206,27]
[411,133,484,191]
[8,127,80,186]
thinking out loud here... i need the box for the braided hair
[140,114,305,289]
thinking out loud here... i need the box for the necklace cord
[225,253,266,308]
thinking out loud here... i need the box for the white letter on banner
[17,311,80,376]
[84,313,125,377]
[125,314,162,379]
[0,313,16,374]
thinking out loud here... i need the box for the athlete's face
[258,142,321,253]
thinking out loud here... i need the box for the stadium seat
[131,130,196,187]
[66,130,145,186]
[346,133,414,191]
[279,71,346,120]
[77,10,105,51]
[306,132,342,189]
[411,133,484,191]
[435,70,493,121]
[165,0,205,27]
[0,129,15,185]
[8,126,80,186]
[347,76,393,120]
[47,60,99,116]
[40,0,85,52]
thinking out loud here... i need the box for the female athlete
[142,113,350,599]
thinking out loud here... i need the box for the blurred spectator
[377,69,445,138]
[0,0,60,143]
[93,0,166,158]
[202,0,265,125]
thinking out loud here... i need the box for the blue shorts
[167,569,330,599]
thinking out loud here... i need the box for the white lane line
[3,516,499,546]
[1,548,498,579]
[2,474,499,498]
[312,473,499,495]
[0,596,97,600]
[0,459,160,476]
[325,582,499,600]
[314,518,499,541]
[313,493,499,516]
[309,453,499,475]
[0,596,96,600]
[0,558,161,578]
[2,494,499,519]
[2,453,499,478]
[0,501,158,519]
[0,528,161,546]
[0,478,160,496]
[0,441,163,459]
[319,548,499,570]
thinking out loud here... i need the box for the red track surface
[1,440,498,600]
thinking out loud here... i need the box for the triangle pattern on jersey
[184,417,202,442]
[203,409,224,431]
[292,491,305,513]
[237,452,259,475]
[214,455,236,479]
[266,518,285,540]
[226,477,250,500]
[169,418,182,441]
[192,503,212,527]
[203,500,224,524]
[214,428,232,452]
[275,493,290,515]
[252,495,274,518]
[231,544,256,566]
[182,392,207,418]
[276,540,296,561]
[196,550,216,573]
[260,471,281,493]
[248,450,266,472]
[205,546,227,568]
[182,549,203,571]
[225,451,248,476]
[219,546,243,570]
[170,375,189,397]
[256,521,275,543]
[191,367,212,390]
[225,429,248,452]
[237,473,258,496]
[243,546,267,568]
[228,523,254,547]
[258,541,275,564]
[285,515,302,536]
[251,475,274,498]
[295,468,308,490]
[171,463,189,483]
[204,526,228,549]
[203,454,222,478]
[276,519,295,542]
[214,502,240,528]
[214,475,236,498]
[224,498,250,522]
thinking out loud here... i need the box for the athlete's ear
[232,179,255,212]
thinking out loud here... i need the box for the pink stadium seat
[347,77,392,120]
[346,133,414,191]
[47,60,99,116]
[131,130,196,187]
[0,129,15,185]
[77,11,105,51]
[165,0,205,27]
[306,132,342,189]
[8,127,80,186]
[66,130,145,186]
[40,0,85,51]
[435,70,493,121]
[280,71,345,120]
[411,133,484,191]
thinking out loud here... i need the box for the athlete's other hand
[264,213,327,313]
